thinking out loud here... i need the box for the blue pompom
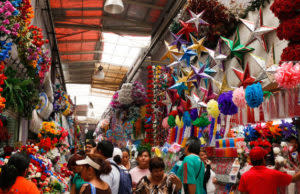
[183,111,191,126]
[245,83,263,108]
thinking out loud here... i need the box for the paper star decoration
[250,45,279,82]
[170,33,189,51]
[180,45,197,67]
[207,39,227,71]
[240,8,276,52]
[213,75,233,94]
[200,82,217,102]
[221,27,254,67]
[186,92,207,109]
[169,75,188,96]
[162,91,172,114]
[167,55,184,69]
[189,64,212,87]
[199,57,216,87]
[177,20,196,42]
[188,36,208,56]
[232,62,255,88]
[186,10,209,32]
[161,41,183,62]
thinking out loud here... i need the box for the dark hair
[137,149,151,158]
[97,140,114,158]
[251,159,264,166]
[113,155,122,165]
[0,152,30,191]
[67,154,85,170]
[199,148,207,154]
[86,155,112,177]
[86,139,96,147]
[121,148,130,154]
[186,137,201,155]
[288,136,300,152]
[149,157,165,172]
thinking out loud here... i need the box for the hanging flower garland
[144,65,154,144]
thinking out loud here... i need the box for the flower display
[275,62,300,88]
[270,0,299,20]
[276,16,300,42]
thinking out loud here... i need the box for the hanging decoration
[188,36,208,56]
[186,10,208,32]
[274,62,300,89]
[170,33,189,51]
[245,82,264,108]
[213,75,233,95]
[176,20,196,41]
[218,91,238,115]
[232,87,246,108]
[206,39,227,70]
[207,99,220,118]
[232,62,256,88]
[189,64,212,86]
[161,41,183,62]
[179,45,197,66]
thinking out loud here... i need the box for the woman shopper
[122,148,131,170]
[129,149,151,189]
[67,154,87,194]
[76,154,112,194]
[0,152,40,194]
[135,157,182,194]
[199,149,217,194]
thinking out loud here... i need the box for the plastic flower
[265,121,282,138]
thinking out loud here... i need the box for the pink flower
[13,23,20,29]
[0,8,4,14]
[4,11,11,18]
[0,26,6,31]
[2,19,9,25]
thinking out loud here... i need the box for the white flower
[34,146,39,150]
[275,156,285,164]
[237,148,243,154]
[273,147,281,155]
[281,142,288,148]
[36,172,41,178]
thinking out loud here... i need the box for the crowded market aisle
[0,0,300,193]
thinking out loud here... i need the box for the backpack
[110,162,133,194]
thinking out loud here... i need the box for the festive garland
[144,65,154,144]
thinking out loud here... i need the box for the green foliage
[2,67,39,117]
[137,143,152,155]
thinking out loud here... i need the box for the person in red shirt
[0,152,40,194]
[239,146,300,194]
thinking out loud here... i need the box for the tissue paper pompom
[232,87,246,108]
[110,91,121,108]
[168,115,176,128]
[245,83,263,108]
[190,108,198,121]
[169,110,178,117]
[131,81,147,105]
[218,91,238,115]
[183,111,191,126]
[162,117,170,129]
[193,114,211,128]
[280,44,300,62]
[275,62,300,88]
[175,115,183,128]
[118,83,134,105]
[207,99,220,118]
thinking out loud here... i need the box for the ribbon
[263,91,273,99]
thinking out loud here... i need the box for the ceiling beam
[54,23,151,35]
[61,50,103,55]
[57,39,147,48]
[92,86,119,91]
[124,0,164,10]
[62,60,100,64]
[54,15,152,28]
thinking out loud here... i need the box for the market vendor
[0,152,40,194]
[239,146,300,194]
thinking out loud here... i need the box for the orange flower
[38,133,42,138]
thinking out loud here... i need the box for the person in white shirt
[200,149,217,194]
[113,147,127,170]
[95,140,120,194]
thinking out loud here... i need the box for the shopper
[113,148,126,170]
[170,149,185,174]
[199,149,216,194]
[0,152,40,194]
[96,140,120,194]
[121,148,131,170]
[135,157,182,194]
[177,137,206,194]
[129,149,151,190]
[85,139,97,155]
[239,146,300,194]
[67,154,87,194]
[76,155,112,194]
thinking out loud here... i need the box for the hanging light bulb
[93,65,105,80]
[104,0,124,14]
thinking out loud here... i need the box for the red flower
[40,175,46,181]
[277,15,300,41]
[270,0,299,20]
[280,43,300,62]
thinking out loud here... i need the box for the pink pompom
[275,62,300,88]
[162,117,170,129]
[232,87,246,108]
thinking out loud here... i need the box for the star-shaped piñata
[180,45,197,67]
[232,62,255,88]
[221,27,254,67]
[170,33,189,51]
[200,82,217,102]
[240,8,276,52]
[186,10,209,32]
[177,20,196,42]
[250,45,279,82]
[189,64,212,87]
[199,57,216,87]
[188,36,208,56]
[169,75,188,96]
[161,41,183,62]
[213,75,233,94]
[186,92,207,109]
[207,39,227,71]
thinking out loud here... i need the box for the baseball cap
[76,156,100,170]
[249,146,267,161]
[113,148,123,158]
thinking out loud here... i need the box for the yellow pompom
[200,137,206,145]
[155,147,162,157]
[207,99,220,118]
[175,115,184,128]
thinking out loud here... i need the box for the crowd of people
[1,136,300,193]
